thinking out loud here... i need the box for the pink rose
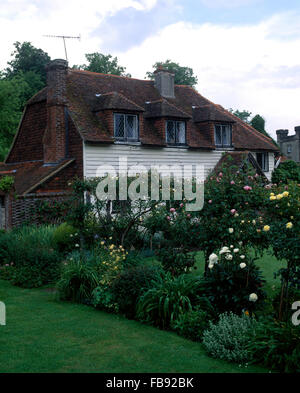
[180,203,184,208]
[208,200,212,204]
[230,180,235,185]
[167,216,171,220]
[230,209,236,215]
[218,172,223,177]
[170,208,176,213]
[243,185,252,191]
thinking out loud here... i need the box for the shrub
[171,308,210,341]
[111,264,162,318]
[271,160,300,184]
[0,225,62,287]
[156,247,196,276]
[53,222,79,252]
[92,285,118,312]
[246,317,300,373]
[201,247,266,314]
[203,312,256,364]
[136,273,201,329]
[56,252,100,303]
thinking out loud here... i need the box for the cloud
[117,13,300,136]
[199,0,262,8]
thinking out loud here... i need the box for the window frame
[114,113,139,142]
[214,124,232,148]
[256,152,269,172]
[165,120,186,146]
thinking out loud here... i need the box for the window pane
[126,115,137,139]
[166,121,175,143]
[177,122,186,144]
[114,114,125,138]
[215,125,222,146]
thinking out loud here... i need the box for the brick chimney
[276,129,289,143]
[43,59,68,164]
[154,66,175,99]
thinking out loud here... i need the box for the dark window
[214,124,232,148]
[166,120,186,145]
[256,152,269,172]
[114,113,139,142]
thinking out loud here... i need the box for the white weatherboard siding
[251,152,274,181]
[84,144,225,179]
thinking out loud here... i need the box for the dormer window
[114,113,139,142]
[214,124,232,148]
[166,120,186,145]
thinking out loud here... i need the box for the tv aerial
[43,34,81,62]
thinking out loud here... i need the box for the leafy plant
[157,247,196,276]
[56,252,100,303]
[201,247,266,314]
[203,312,256,364]
[136,273,201,329]
[111,263,162,318]
[53,222,79,252]
[246,317,300,373]
[272,160,300,184]
[0,175,14,193]
[171,308,210,341]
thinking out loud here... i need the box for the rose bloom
[228,228,234,234]
[286,222,293,229]
[208,200,212,204]
[249,293,258,302]
[230,180,235,185]
[263,225,270,232]
[233,248,239,253]
[230,209,237,215]
[209,253,218,264]
[240,255,245,259]
[240,263,246,269]
[170,208,176,213]
[225,253,233,260]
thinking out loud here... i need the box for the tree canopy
[146,59,198,87]
[74,53,131,77]
[0,42,51,161]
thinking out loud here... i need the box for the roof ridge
[69,68,153,83]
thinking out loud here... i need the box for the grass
[0,279,266,373]
[0,249,283,373]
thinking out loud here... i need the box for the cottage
[0,59,278,229]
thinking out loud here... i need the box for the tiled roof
[29,69,278,151]
[193,104,235,123]
[144,99,191,119]
[93,92,145,112]
[0,159,74,195]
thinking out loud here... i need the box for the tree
[5,41,51,83]
[228,109,252,123]
[75,53,131,77]
[229,108,278,147]
[146,60,198,87]
[0,75,26,160]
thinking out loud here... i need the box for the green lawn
[0,249,283,373]
[0,279,266,373]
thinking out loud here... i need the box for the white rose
[240,263,246,269]
[238,241,243,246]
[75,244,80,247]
[209,253,218,264]
[208,263,214,269]
[240,255,245,259]
[233,248,239,253]
[230,245,234,248]
[228,228,234,234]
[225,253,233,260]
[220,247,230,254]
[249,293,258,302]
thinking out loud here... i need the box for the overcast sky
[1,0,300,138]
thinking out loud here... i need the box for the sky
[1,0,300,138]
